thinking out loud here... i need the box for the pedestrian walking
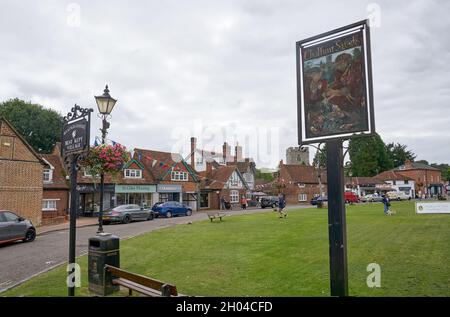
[278,193,287,218]
[240,196,247,210]
[382,195,391,215]
[220,196,226,210]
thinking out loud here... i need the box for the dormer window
[43,169,53,183]
[171,171,188,181]
[124,169,142,179]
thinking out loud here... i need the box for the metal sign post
[296,20,375,296]
[62,105,93,297]
[326,139,348,296]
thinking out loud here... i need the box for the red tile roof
[281,164,326,184]
[41,154,69,189]
[375,170,415,181]
[345,177,385,186]
[134,148,197,182]
[199,165,247,190]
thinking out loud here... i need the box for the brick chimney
[206,161,213,178]
[405,160,413,169]
[190,137,197,168]
[222,142,231,163]
[234,143,243,163]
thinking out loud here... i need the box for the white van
[387,191,411,201]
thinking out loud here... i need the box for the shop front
[114,184,157,208]
[157,184,182,203]
[76,184,115,217]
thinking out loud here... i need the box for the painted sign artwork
[297,21,374,144]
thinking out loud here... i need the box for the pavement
[37,217,98,235]
[0,204,310,293]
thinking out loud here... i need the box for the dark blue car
[310,196,328,206]
[152,201,192,218]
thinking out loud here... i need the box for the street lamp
[94,85,117,233]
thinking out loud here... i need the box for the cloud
[0,0,449,166]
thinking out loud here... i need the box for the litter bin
[88,233,120,295]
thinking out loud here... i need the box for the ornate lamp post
[94,85,117,233]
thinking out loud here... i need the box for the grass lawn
[3,201,450,297]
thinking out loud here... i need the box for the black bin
[88,234,120,295]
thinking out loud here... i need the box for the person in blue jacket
[278,193,287,218]
[382,195,390,215]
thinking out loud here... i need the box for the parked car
[310,196,328,206]
[344,192,359,203]
[260,196,279,209]
[387,191,411,201]
[151,201,192,218]
[102,204,154,224]
[0,210,36,244]
[360,194,383,203]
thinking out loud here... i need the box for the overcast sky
[1,0,449,167]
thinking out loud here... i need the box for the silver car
[0,210,36,244]
[102,204,154,224]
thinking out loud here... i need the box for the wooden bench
[206,211,226,222]
[104,265,184,297]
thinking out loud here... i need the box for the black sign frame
[61,105,93,158]
[296,19,375,145]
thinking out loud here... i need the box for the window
[404,180,409,184]
[42,200,58,211]
[229,172,240,187]
[43,169,52,182]
[230,190,239,203]
[171,171,188,181]
[124,169,142,179]
[83,169,99,177]
[3,211,19,222]
[298,194,307,202]
[393,180,396,185]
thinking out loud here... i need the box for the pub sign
[296,20,375,145]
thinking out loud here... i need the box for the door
[128,205,144,220]
[171,192,180,202]
[3,211,27,240]
[0,212,10,241]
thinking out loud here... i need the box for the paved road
[0,205,309,293]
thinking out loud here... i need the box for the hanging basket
[81,143,131,177]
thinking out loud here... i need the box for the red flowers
[82,143,130,177]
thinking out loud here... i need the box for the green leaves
[348,133,394,177]
[0,98,62,153]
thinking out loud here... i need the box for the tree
[430,163,450,182]
[255,169,275,182]
[312,144,327,168]
[386,142,416,167]
[348,133,393,177]
[0,98,62,153]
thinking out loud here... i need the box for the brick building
[198,163,248,210]
[278,160,326,204]
[0,118,46,226]
[41,143,69,225]
[190,137,257,191]
[135,148,200,210]
[77,157,157,216]
[393,161,444,197]
[374,171,415,198]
